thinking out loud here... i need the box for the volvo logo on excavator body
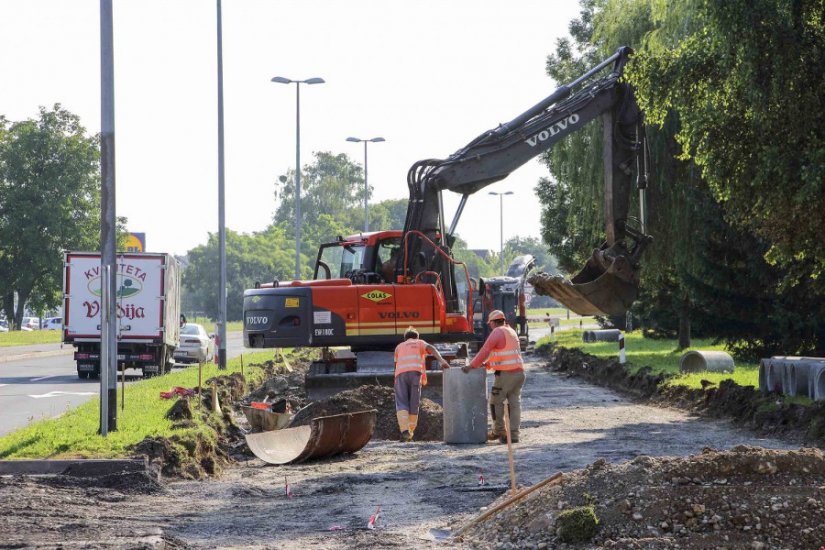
[525,113,581,147]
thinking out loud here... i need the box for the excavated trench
[132,356,446,478]
[539,343,825,445]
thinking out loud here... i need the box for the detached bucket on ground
[679,351,734,374]
[245,409,377,465]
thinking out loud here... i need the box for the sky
[0,0,583,257]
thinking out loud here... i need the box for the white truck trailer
[62,252,182,379]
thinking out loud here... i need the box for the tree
[0,105,101,328]
[368,198,408,232]
[274,151,365,231]
[630,0,825,290]
[183,227,295,320]
[541,0,825,356]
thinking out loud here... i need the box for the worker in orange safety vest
[462,309,525,443]
[394,326,450,442]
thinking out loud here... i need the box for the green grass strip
[537,329,761,391]
[0,331,62,346]
[0,351,279,459]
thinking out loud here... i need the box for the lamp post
[346,136,385,232]
[271,76,325,279]
[489,191,514,272]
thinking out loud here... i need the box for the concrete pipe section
[758,358,788,394]
[759,356,825,399]
[443,366,487,444]
[582,329,621,343]
[245,410,377,465]
[813,364,825,401]
[758,359,775,393]
[679,351,734,374]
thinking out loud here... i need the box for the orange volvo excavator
[243,47,652,397]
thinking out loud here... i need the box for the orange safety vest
[486,326,524,372]
[394,338,429,386]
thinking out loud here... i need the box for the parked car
[0,319,7,332]
[42,317,62,330]
[22,317,40,330]
[173,323,214,364]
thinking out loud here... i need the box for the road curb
[0,458,148,477]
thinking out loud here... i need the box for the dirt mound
[461,446,825,548]
[131,367,271,479]
[290,385,444,441]
[134,433,229,479]
[165,397,193,421]
[38,471,165,495]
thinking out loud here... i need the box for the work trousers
[394,371,423,413]
[489,370,526,437]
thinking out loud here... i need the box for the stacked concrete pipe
[759,356,825,399]
[679,351,735,374]
[582,329,621,343]
[813,364,825,401]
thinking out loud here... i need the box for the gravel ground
[0,350,811,549]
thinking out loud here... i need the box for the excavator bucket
[528,250,639,316]
[245,409,377,465]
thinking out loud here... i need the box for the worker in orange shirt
[462,309,525,443]
[394,326,450,442]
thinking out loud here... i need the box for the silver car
[174,323,215,364]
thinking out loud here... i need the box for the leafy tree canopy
[0,105,101,327]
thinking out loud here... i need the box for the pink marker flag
[366,506,381,529]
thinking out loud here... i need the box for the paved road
[0,332,246,437]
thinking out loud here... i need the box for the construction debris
[459,446,825,549]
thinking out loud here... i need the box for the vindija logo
[361,290,392,303]
[88,274,143,298]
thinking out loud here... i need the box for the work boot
[487,430,502,441]
[400,430,412,442]
[499,435,519,444]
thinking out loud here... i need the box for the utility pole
[99,0,117,433]
[216,0,227,370]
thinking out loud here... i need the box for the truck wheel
[77,371,89,380]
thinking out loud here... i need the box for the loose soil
[290,385,444,441]
[1,346,823,549]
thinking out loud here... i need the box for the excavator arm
[398,47,652,316]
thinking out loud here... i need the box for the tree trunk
[15,289,30,330]
[2,292,13,326]
[677,296,691,350]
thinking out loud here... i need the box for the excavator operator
[462,309,525,443]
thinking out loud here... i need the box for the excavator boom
[399,46,651,316]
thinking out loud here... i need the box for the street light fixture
[489,191,514,273]
[346,136,385,232]
[271,76,325,279]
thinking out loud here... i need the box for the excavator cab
[313,232,402,285]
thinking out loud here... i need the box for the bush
[556,505,599,543]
